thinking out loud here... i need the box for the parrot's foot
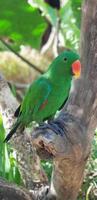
[39,120,64,137]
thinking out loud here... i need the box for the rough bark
[32,0,97,199]
[0,178,34,200]
[0,74,48,189]
[0,0,97,200]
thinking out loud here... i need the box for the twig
[0,38,44,74]
[8,81,29,89]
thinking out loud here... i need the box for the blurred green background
[0,0,97,199]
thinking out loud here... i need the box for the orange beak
[72,60,81,78]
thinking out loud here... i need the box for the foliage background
[0,0,97,199]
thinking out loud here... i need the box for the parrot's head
[50,50,81,79]
[62,50,81,78]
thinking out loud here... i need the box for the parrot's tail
[4,121,21,143]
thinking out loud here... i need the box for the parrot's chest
[49,85,69,109]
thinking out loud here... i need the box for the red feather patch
[39,100,48,110]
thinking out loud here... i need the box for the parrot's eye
[64,57,67,62]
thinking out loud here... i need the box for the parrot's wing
[20,77,52,121]
[32,78,52,114]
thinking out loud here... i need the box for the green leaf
[28,0,57,26]
[9,155,22,185]
[70,0,81,28]
[0,115,22,185]
[60,0,80,50]
[41,160,52,181]
[0,115,5,174]
[0,115,5,141]
[0,0,47,49]
[0,115,10,177]
[3,144,10,174]
[13,166,22,185]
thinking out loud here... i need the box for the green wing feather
[16,77,52,124]
[4,77,52,142]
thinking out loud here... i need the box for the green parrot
[4,50,81,142]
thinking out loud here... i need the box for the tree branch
[31,0,97,199]
[0,38,44,74]
[0,73,48,190]
[0,178,34,200]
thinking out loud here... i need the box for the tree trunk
[0,0,97,200]
[51,0,97,198]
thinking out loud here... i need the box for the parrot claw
[39,120,64,137]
